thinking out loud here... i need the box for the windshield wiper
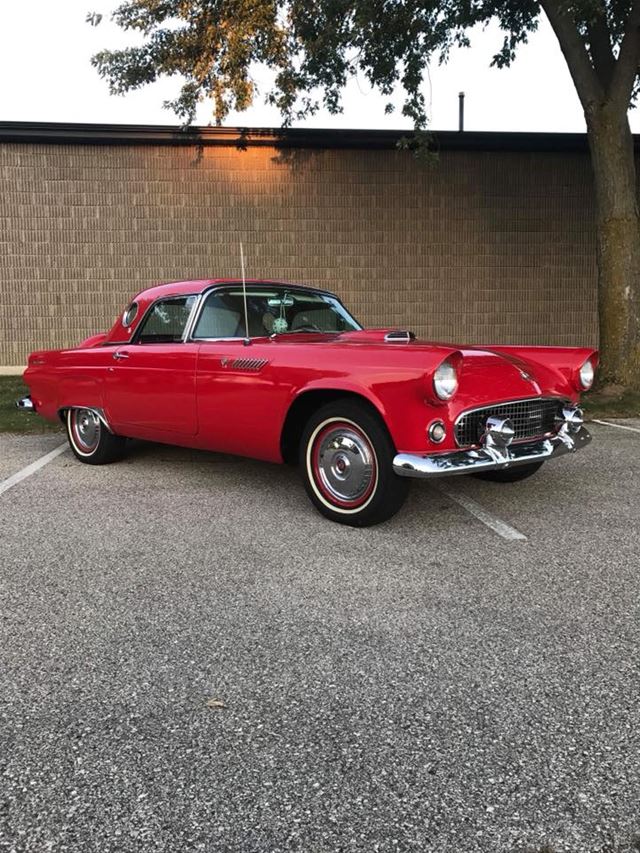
[270,329,333,338]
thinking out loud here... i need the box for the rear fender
[78,333,108,348]
[56,376,106,419]
[58,405,114,433]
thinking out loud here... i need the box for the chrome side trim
[59,406,114,434]
[16,396,35,412]
[393,425,591,479]
[192,336,249,343]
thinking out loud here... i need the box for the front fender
[293,379,389,422]
[288,376,437,457]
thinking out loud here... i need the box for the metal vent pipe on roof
[458,91,465,132]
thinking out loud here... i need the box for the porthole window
[122,302,139,327]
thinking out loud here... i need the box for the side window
[137,296,196,344]
[192,292,244,339]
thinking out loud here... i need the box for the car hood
[332,329,574,403]
[452,347,548,406]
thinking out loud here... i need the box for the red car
[18,278,596,526]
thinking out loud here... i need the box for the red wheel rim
[310,420,378,509]
[71,409,101,453]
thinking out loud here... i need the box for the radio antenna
[240,242,250,346]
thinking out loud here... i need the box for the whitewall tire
[300,400,409,526]
[65,408,126,465]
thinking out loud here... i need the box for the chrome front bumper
[393,426,591,479]
[16,396,35,412]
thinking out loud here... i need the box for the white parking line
[592,419,640,434]
[0,443,68,497]
[437,486,527,542]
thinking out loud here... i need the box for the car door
[196,339,284,460]
[191,287,289,461]
[106,294,199,437]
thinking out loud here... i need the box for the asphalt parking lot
[1,422,639,853]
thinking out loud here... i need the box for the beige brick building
[0,123,600,368]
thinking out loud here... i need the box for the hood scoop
[384,330,416,343]
[336,328,418,344]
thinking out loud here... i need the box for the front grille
[454,398,564,448]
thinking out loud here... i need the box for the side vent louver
[230,357,269,371]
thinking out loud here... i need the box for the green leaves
[90,0,640,129]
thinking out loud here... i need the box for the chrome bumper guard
[16,396,35,412]
[393,424,591,479]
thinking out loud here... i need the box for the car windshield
[192,287,362,339]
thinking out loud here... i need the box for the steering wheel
[292,323,322,333]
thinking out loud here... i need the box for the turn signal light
[428,421,446,443]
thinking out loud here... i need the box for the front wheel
[66,408,126,465]
[473,460,544,483]
[300,401,409,526]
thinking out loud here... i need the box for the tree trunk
[586,106,640,388]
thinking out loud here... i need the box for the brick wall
[0,139,598,367]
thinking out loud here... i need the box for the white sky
[1,0,639,132]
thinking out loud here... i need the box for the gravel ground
[0,422,639,853]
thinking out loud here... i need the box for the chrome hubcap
[73,409,100,450]
[316,427,375,503]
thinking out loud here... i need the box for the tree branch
[586,10,616,91]
[609,0,640,110]
[541,0,603,110]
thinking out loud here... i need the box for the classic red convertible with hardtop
[18,278,596,526]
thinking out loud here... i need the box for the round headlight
[433,359,458,400]
[579,359,594,390]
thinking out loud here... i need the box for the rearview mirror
[267,295,294,307]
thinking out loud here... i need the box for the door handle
[113,351,129,360]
